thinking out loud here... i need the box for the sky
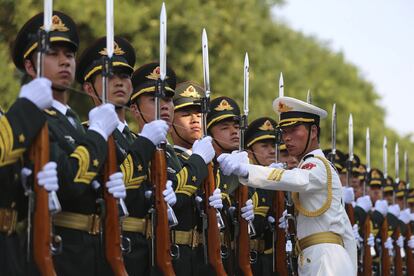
[272,0,414,137]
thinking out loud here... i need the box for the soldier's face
[281,124,317,159]
[351,176,363,198]
[172,106,202,146]
[248,140,275,166]
[130,94,174,128]
[25,44,76,89]
[396,197,404,209]
[368,186,382,203]
[87,71,132,106]
[409,202,414,213]
[210,120,239,153]
[280,150,299,169]
[383,191,393,205]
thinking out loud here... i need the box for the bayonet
[330,104,337,164]
[275,72,284,163]
[395,143,400,183]
[365,128,370,196]
[306,89,312,104]
[346,114,354,187]
[383,137,388,179]
[405,151,409,187]
[279,72,284,97]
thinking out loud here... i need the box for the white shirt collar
[300,148,324,162]
[52,100,70,115]
[117,121,128,133]
[173,145,193,155]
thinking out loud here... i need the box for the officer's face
[368,186,382,203]
[130,94,174,129]
[86,71,132,107]
[383,191,394,205]
[171,106,202,146]
[351,176,363,198]
[25,44,76,89]
[409,202,414,213]
[248,140,275,166]
[281,124,317,159]
[210,119,239,153]
[396,196,404,209]
[339,173,347,186]
[280,150,299,169]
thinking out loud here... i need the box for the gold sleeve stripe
[292,156,332,217]
[176,190,193,196]
[254,206,269,217]
[267,168,284,182]
[252,192,259,208]
[121,155,146,189]
[70,146,97,184]
[0,116,25,167]
[222,192,231,206]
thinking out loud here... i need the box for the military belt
[122,217,147,235]
[172,229,200,248]
[54,211,101,235]
[298,231,343,252]
[0,208,17,235]
[250,239,266,253]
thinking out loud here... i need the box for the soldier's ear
[310,124,318,139]
[24,59,36,79]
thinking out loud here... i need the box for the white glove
[269,162,285,169]
[342,187,355,204]
[267,215,276,224]
[163,180,176,206]
[139,120,169,146]
[106,172,126,199]
[88,103,118,141]
[374,199,388,216]
[411,213,414,222]
[388,204,400,217]
[399,208,411,224]
[356,195,372,213]
[241,199,254,221]
[91,180,101,190]
[278,210,287,229]
[367,233,375,247]
[353,224,363,244]
[217,151,249,177]
[192,136,215,164]
[19,77,53,109]
[37,161,59,192]
[384,237,394,251]
[408,235,414,249]
[208,188,223,209]
[396,235,404,248]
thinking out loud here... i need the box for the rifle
[31,2,61,275]
[234,53,254,276]
[345,114,355,224]
[148,4,175,275]
[272,189,287,275]
[200,28,227,276]
[101,2,128,274]
[381,217,391,276]
[404,151,414,274]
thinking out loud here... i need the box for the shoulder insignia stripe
[0,116,25,167]
[70,146,97,184]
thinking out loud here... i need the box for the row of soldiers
[3,8,413,276]
[327,148,414,275]
[0,10,301,276]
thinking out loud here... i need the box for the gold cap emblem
[180,85,200,98]
[278,102,293,113]
[41,15,69,32]
[146,66,161,80]
[214,99,234,111]
[259,120,274,131]
[99,42,125,56]
[372,170,380,179]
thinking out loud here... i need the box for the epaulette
[44,109,57,116]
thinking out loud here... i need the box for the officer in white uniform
[218,96,357,276]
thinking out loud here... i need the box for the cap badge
[99,42,125,56]
[214,99,233,111]
[180,85,200,98]
[259,120,274,131]
[372,170,380,178]
[278,101,293,113]
[146,66,161,80]
[41,15,69,32]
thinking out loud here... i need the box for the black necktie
[122,125,134,144]
[66,108,85,133]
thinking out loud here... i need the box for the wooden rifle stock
[345,203,355,225]
[203,163,226,276]
[362,215,373,275]
[405,224,414,274]
[393,226,403,276]
[235,185,252,276]
[381,217,391,276]
[151,147,175,276]
[103,136,127,276]
[31,124,56,276]
[273,191,287,275]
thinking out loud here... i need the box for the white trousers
[298,243,355,276]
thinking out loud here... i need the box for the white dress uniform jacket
[239,149,357,276]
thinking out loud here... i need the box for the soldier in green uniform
[12,11,122,276]
[170,81,221,275]
[76,37,177,275]
[1,15,61,276]
[130,63,214,275]
[206,96,255,274]
[244,117,277,276]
